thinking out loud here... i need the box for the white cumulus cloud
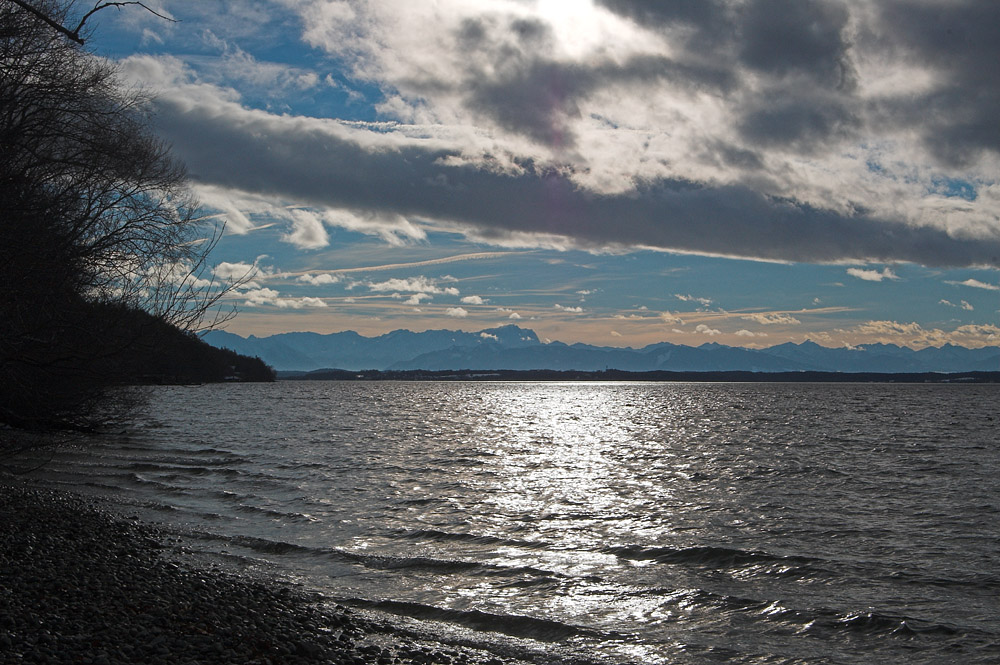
[368,276,460,295]
[242,288,328,309]
[847,267,899,282]
[949,278,1000,291]
[741,312,801,325]
[297,273,341,285]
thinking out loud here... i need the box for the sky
[86,0,1000,349]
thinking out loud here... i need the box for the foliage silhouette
[1,1,266,435]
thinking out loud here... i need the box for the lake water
[24,381,1000,664]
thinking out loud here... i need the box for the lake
[25,381,1000,664]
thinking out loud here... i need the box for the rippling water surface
[27,381,1000,663]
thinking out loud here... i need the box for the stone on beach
[0,483,534,665]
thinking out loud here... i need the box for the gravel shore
[0,482,571,665]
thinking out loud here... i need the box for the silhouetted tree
[1,1,252,435]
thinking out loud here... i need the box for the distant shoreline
[278,368,1000,383]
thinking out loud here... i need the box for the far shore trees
[1,0,257,436]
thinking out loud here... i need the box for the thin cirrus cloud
[119,0,1000,269]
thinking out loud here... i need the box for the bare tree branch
[7,0,176,45]
[1,1,269,435]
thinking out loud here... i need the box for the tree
[0,0,249,434]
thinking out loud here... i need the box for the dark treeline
[284,368,1000,383]
[1,1,271,435]
[2,295,274,431]
[111,307,275,385]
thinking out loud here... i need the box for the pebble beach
[0,482,566,665]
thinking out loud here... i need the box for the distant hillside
[204,325,1000,374]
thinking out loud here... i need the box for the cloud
[854,320,1000,348]
[856,320,925,337]
[242,288,327,309]
[741,312,801,325]
[735,329,768,338]
[197,36,322,95]
[695,324,722,336]
[554,304,584,313]
[282,209,329,249]
[847,267,899,282]
[446,307,468,318]
[675,294,713,306]
[940,299,974,311]
[213,261,259,281]
[948,278,1000,291]
[393,292,432,306]
[461,295,487,305]
[121,0,1000,268]
[659,311,683,325]
[367,276,460,295]
[508,312,522,320]
[297,273,341,285]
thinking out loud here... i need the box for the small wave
[168,530,560,581]
[345,598,605,642]
[215,533,319,556]
[637,587,970,640]
[397,497,444,506]
[330,549,559,580]
[634,586,764,613]
[234,504,315,521]
[395,528,550,551]
[886,569,1000,591]
[603,544,820,569]
[821,610,965,638]
[121,475,191,495]
[124,462,246,477]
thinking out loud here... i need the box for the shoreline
[0,480,578,665]
[280,368,1000,383]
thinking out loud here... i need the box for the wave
[166,530,563,581]
[344,598,607,642]
[393,528,552,551]
[603,543,822,570]
[885,569,1000,591]
[194,532,319,556]
[822,610,964,638]
[637,587,972,640]
[330,549,560,580]
[125,463,250,479]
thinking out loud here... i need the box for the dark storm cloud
[153,97,1000,268]
[594,0,735,50]
[463,54,735,149]
[437,13,737,150]
[738,0,855,89]
[130,1,1000,271]
[598,0,861,152]
[738,95,860,150]
[869,1,1000,167]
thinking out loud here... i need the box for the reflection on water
[20,381,1000,664]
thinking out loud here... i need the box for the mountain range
[203,325,1000,374]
